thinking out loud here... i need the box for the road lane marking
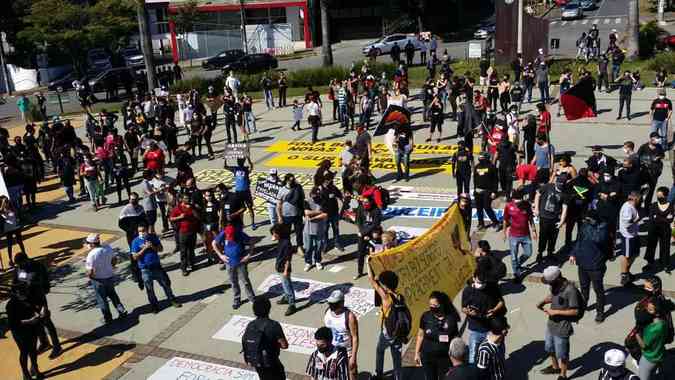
[604,18,610,24]
[572,20,578,25]
[615,18,621,23]
[582,20,588,25]
[562,21,568,26]
[551,21,558,25]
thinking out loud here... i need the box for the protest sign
[213,315,316,355]
[254,176,281,203]
[369,204,475,343]
[223,143,250,161]
[147,357,258,380]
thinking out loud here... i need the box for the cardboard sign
[213,315,316,355]
[223,143,250,161]
[147,357,258,380]
[254,176,281,204]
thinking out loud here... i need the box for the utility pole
[0,32,11,95]
[517,0,524,54]
[240,0,248,53]
[658,0,667,25]
[626,0,639,59]
[136,0,157,92]
[320,0,333,66]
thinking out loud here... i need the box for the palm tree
[320,0,333,66]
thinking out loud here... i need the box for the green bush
[639,20,668,58]
[170,63,398,95]
[647,52,675,73]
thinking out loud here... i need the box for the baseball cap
[591,145,603,152]
[327,289,344,304]
[604,349,627,376]
[542,266,561,284]
[85,233,100,244]
[269,168,278,175]
[650,131,660,139]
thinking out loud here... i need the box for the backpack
[376,186,390,209]
[568,283,586,323]
[241,319,274,368]
[384,294,412,344]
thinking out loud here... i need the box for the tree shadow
[42,343,136,378]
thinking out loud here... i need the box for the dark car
[88,67,136,93]
[120,47,145,67]
[48,71,78,91]
[202,49,246,70]
[221,53,278,73]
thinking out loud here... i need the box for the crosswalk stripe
[615,18,621,23]
[551,20,558,25]
[582,20,588,25]
[562,21,568,26]
[572,20,578,25]
[593,19,600,25]
[604,18,610,24]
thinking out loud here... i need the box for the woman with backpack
[414,291,460,380]
[635,298,668,380]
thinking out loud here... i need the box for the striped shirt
[337,88,348,107]
[306,346,350,380]
[476,339,505,380]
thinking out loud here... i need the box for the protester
[619,191,641,285]
[306,326,350,380]
[502,188,536,282]
[213,224,256,309]
[84,233,127,324]
[6,283,44,380]
[635,298,667,380]
[534,175,568,262]
[242,296,289,379]
[598,349,639,380]
[169,194,201,276]
[271,223,297,316]
[414,291,460,380]
[446,337,481,379]
[476,317,508,380]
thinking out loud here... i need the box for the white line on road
[604,18,610,24]
[615,18,621,24]
[562,21,568,26]
[593,19,600,25]
[582,20,588,25]
[572,20,578,25]
[551,20,558,25]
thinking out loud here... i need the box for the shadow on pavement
[42,342,136,378]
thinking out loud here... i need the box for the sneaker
[540,365,561,375]
[353,273,364,280]
[251,223,258,230]
[118,310,128,319]
[595,312,605,323]
[316,262,324,270]
[304,263,313,272]
[232,300,241,310]
[48,346,63,359]
[171,299,182,308]
[182,270,189,276]
[220,264,228,271]
[513,273,523,283]
[556,376,568,380]
[276,297,289,305]
[151,304,160,314]
[285,305,297,316]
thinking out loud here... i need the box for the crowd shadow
[597,286,644,319]
[42,342,136,378]
[568,341,624,378]
[506,340,546,379]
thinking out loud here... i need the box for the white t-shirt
[307,102,321,117]
[619,202,639,238]
[85,245,117,280]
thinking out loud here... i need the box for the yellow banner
[266,140,467,156]
[368,204,475,342]
[263,153,454,175]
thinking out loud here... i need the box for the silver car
[362,34,423,56]
[561,2,583,20]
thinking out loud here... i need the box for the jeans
[509,236,533,276]
[141,267,176,307]
[178,231,196,271]
[395,149,411,180]
[84,178,99,207]
[228,264,255,303]
[612,63,621,82]
[339,104,349,129]
[639,355,659,380]
[538,81,549,103]
[101,159,113,188]
[244,111,256,133]
[651,120,668,150]
[64,185,74,201]
[304,234,324,265]
[467,329,488,364]
[326,214,342,250]
[279,273,296,305]
[264,89,274,109]
[544,327,570,360]
[375,330,402,380]
[578,267,605,315]
[90,277,126,321]
[267,204,278,226]
[525,83,533,102]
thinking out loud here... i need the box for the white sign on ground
[213,315,316,355]
[147,357,259,380]
[388,226,429,242]
[256,275,375,317]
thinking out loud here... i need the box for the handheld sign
[255,176,281,203]
[223,142,250,161]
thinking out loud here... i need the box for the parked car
[554,0,570,6]
[221,53,278,73]
[88,67,135,93]
[580,0,597,10]
[361,34,423,56]
[48,71,78,91]
[473,23,496,40]
[87,48,113,73]
[120,47,144,67]
[659,34,675,50]
[561,2,583,20]
[202,49,246,70]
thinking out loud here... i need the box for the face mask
[603,174,612,182]
[328,303,341,312]
[658,197,668,204]
[138,232,146,239]
[317,345,332,354]
[430,306,442,315]
[473,280,486,290]
[659,96,665,100]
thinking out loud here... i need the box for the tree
[626,0,639,59]
[412,0,426,33]
[320,0,333,66]
[135,0,156,92]
[170,0,202,64]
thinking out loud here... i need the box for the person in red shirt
[537,103,551,135]
[356,174,384,209]
[487,123,506,157]
[502,188,537,282]
[143,142,165,173]
[169,194,201,276]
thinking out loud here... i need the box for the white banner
[147,357,259,380]
[256,275,375,317]
[212,315,316,355]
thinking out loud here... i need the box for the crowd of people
[3,38,675,380]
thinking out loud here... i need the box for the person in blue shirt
[131,223,182,313]
[225,156,257,230]
[212,223,256,309]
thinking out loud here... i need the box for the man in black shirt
[638,133,665,208]
[404,40,415,66]
[452,141,473,195]
[319,172,344,252]
[494,139,517,198]
[446,337,481,380]
[616,71,634,120]
[650,88,672,150]
[390,42,401,64]
[394,125,413,182]
[597,54,609,92]
[461,270,505,364]
[223,92,238,143]
[473,153,501,230]
[596,169,622,257]
[243,296,289,379]
[534,176,569,261]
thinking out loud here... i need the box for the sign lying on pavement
[383,206,505,220]
[257,275,376,317]
[147,357,258,380]
[388,226,429,242]
[266,140,468,156]
[264,154,453,174]
[213,315,316,355]
[388,186,456,203]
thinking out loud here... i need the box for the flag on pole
[560,78,597,121]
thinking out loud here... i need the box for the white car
[473,24,495,39]
[561,2,583,20]
[362,34,423,56]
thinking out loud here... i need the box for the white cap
[542,266,561,284]
[604,349,626,367]
[327,289,344,304]
[538,48,544,54]
[269,168,278,175]
[85,233,101,244]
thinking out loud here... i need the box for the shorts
[145,210,158,225]
[237,190,254,209]
[620,235,640,258]
[544,327,570,361]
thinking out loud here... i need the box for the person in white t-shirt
[618,191,641,286]
[84,233,127,324]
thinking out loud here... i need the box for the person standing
[212,224,256,309]
[644,187,674,273]
[319,172,344,253]
[473,153,501,230]
[598,349,639,380]
[242,296,289,380]
[303,187,328,271]
[538,266,581,380]
[650,88,672,150]
[476,317,508,380]
[307,95,322,143]
[324,290,359,380]
[494,138,517,197]
[225,70,240,101]
[271,223,297,316]
[452,141,473,196]
[242,93,256,135]
[261,73,275,110]
[533,176,568,262]
[616,71,634,120]
[355,197,382,279]
[394,124,413,182]
[503,189,536,282]
[414,291,460,380]
[276,174,305,255]
[223,92,238,143]
[597,54,610,92]
[131,224,182,313]
[6,284,44,380]
[445,338,481,380]
[638,134,665,209]
[390,42,401,64]
[265,169,282,226]
[404,40,415,66]
[17,95,30,122]
[84,233,127,324]
[278,72,288,108]
[305,327,350,380]
[536,62,550,104]
[169,194,201,276]
[140,169,159,233]
[635,298,668,380]
[619,191,641,286]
